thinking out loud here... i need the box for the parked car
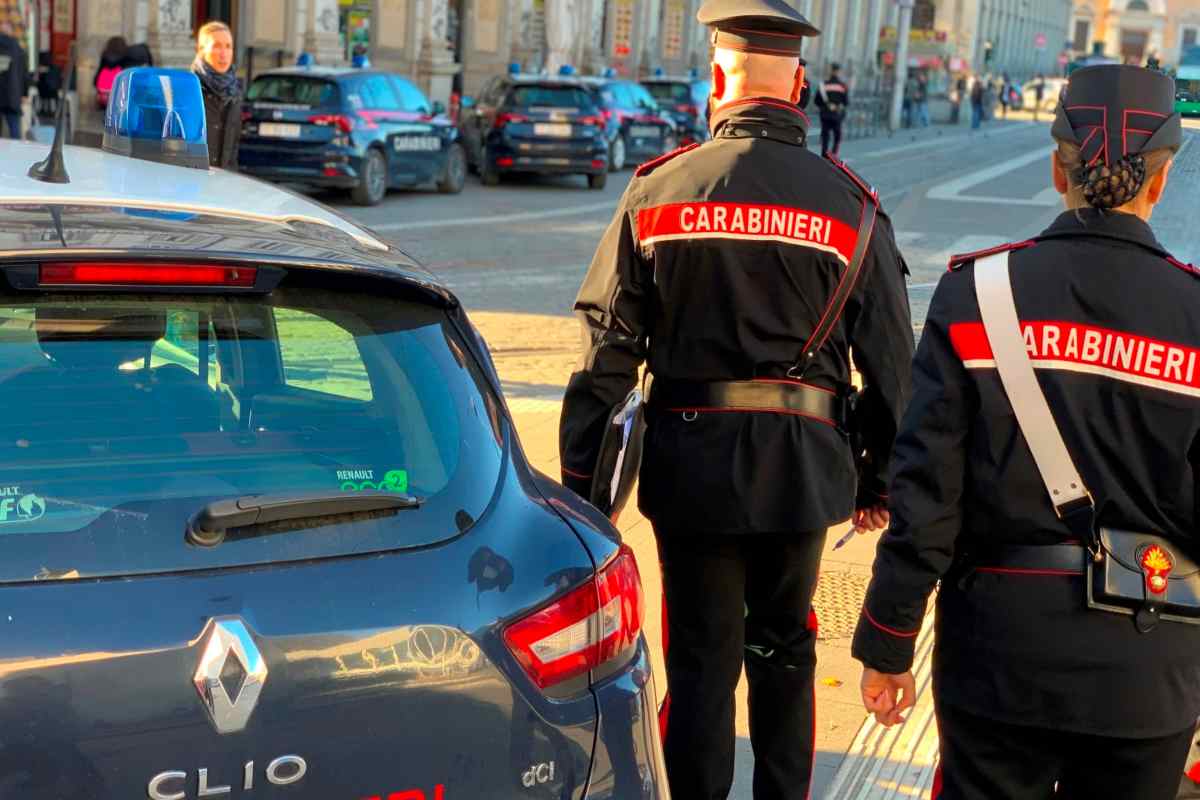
[460,74,610,189]
[582,76,678,171]
[641,73,711,146]
[0,65,668,798]
[239,67,467,205]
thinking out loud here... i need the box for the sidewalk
[470,311,903,798]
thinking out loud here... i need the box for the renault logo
[193,617,268,734]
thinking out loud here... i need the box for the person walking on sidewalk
[558,0,914,796]
[852,64,1197,800]
[0,23,29,139]
[970,76,985,129]
[815,62,849,157]
[192,21,242,169]
[914,73,930,127]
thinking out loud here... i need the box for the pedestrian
[0,22,29,139]
[903,74,918,128]
[998,71,1011,118]
[558,0,914,796]
[815,62,849,157]
[970,75,984,129]
[915,72,930,127]
[191,21,242,170]
[93,36,128,109]
[950,74,966,125]
[852,64,1194,800]
[1032,71,1046,121]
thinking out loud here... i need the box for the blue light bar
[654,67,666,77]
[602,67,617,78]
[103,68,209,170]
[558,64,576,76]
[508,62,521,75]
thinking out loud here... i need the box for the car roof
[253,67,416,84]
[505,74,591,88]
[0,141,448,300]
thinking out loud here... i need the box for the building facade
[1070,0,1200,67]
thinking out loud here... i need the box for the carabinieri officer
[558,0,914,796]
[853,64,1199,799]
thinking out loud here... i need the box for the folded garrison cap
[1052,64,1181,167]
[697,0,820,57]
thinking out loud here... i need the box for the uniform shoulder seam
[947,240,1036,271]
[825,154,879,206]
[1166,255,1200,279]
[634,142,702,177]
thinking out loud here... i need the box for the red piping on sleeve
[862,607,920,638]
[560,466,593,479]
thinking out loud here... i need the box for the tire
[351,148,388,206]
[481,149,502,187]
[438,143,467,194]
[608,134,627,172]
[588,171,607,190]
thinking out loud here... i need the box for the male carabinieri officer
[815,62,849,157]
[558,0,914,796]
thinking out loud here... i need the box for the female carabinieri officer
[852,64,1198,799]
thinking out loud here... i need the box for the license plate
[258,122,301,138]
[393,136,441,152]
[630,125,660,138]
[534,123,573,137]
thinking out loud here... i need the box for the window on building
[912,0,936,31]
[1184,27,1199,50]
[1073,19,1091,52]
[1126,0,1149,11]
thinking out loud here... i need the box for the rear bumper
[494,156,607,175]
[240,166,360,189]
[488,136,608,175]
[585,640,670,799]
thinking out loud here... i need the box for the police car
[239,67,467,205]
[641,70,712,146]
[0,67,666,798]
[581,72,678,172]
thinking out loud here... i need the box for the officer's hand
[860,668,916,727]
[852,505,890,532]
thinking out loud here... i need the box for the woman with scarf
[192,21,242,169]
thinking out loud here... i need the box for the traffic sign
[1035,33,1047,49]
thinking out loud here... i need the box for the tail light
[39,262,258,288]
[494,112,529,129]
[578,116,605,128]
[504,545,644,690]
[675,103,697,115]
[601,108,614,122]
[496,156,515,168]
[309,114,355,134]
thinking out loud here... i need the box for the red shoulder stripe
[825,154,879,204]
[1166,256,1200,278]
[634,142,701,177]
[947,239,1036,271]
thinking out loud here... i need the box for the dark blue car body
[0,142,666,798]
[239,67,467,205]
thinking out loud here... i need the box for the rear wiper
[186,491,422,547]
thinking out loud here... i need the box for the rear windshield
[246,76,340,109]
[508,85,594,109]
[0,285,504,582]
[644,82,691,104]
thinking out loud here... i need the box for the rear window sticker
[0,487,45,523]
[338,469,409,494]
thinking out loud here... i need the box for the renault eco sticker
[0,486,46,524]
[337,469,409,494]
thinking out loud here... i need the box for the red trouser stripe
[658,593,671,741]
[932,763,945,798]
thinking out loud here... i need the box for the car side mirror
[432,100,446,116]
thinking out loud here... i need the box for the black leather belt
[971,543,1086,575]
[647,379,846,428]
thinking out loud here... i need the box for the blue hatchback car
[0,68,667,798]
[239,67,467,205]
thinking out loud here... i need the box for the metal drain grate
[812,570,872,640]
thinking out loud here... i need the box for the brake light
[309,113,354,134]
[39,262,258,288]
[494,112,529,129]
[676,103,698,115]
[579,116,605,128]
[504,546,644,689]
[601,108,614,122]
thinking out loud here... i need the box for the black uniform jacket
[559,98,914,535]
[815,79,849,121]
[0,35,28,114]
[853,209,1200,738]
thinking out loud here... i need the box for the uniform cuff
[850,606,919,674]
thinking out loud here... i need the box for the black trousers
[820,119,843,157]
[656,529,826,800]
[934,700,1194,800]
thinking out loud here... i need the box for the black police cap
[697,0,820,57]
[1052,64,1181,168]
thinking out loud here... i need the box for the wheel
[608,134,627,172]
[351,148,388,206]
[588,171,607,190]
[481,148,502,187]
[438,143,467,194]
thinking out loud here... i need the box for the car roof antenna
[28,42,76,184]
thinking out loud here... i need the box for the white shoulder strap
[973,252,1091,513]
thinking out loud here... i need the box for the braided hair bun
[1077,154,1147,210]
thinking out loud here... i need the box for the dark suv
[239,67,467,205]
[582,77,677,171]
[460,75,609,189]
[641,74,712,146]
